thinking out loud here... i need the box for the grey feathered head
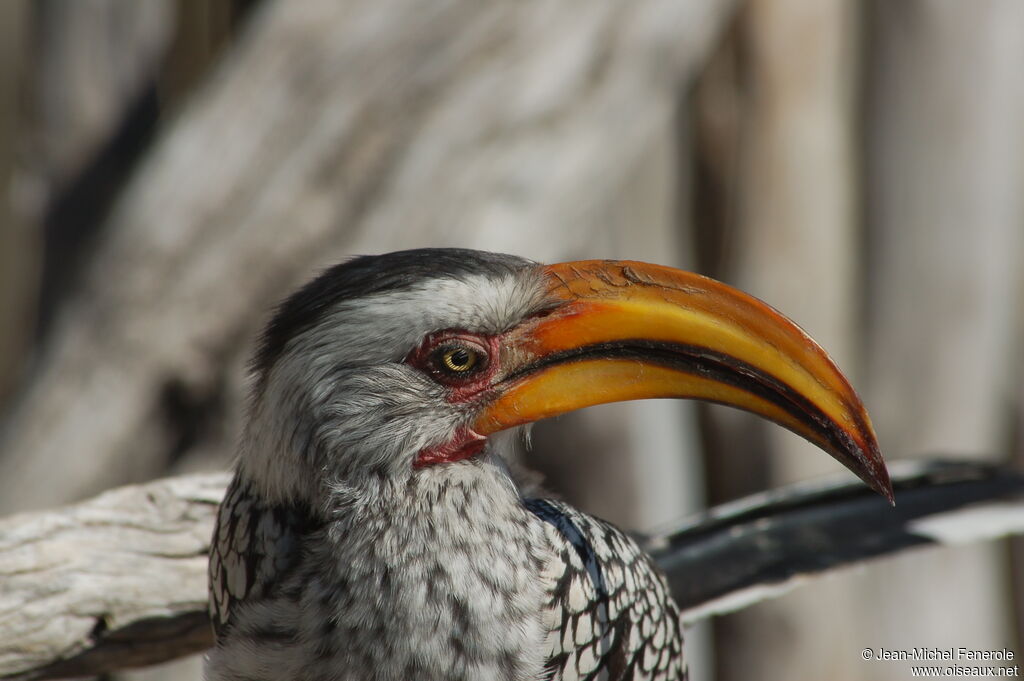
[235,248,893,508]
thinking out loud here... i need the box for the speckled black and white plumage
[529,499,685,680]
[206,249,686,681]
[209,473,685,681]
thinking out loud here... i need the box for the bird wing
[208,475,318,638]
[647,459,1024,624]
[526,498,687,681]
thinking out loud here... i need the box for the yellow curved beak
[473,260,892,503]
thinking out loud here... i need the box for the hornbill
[207,248,892,681]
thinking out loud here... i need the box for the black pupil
[449,349,471,369]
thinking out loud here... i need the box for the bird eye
[407,331,493,386]
[439,346,479,374]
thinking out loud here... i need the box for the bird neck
[324,453,524,531]
[303,457,553,679]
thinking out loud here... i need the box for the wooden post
[861,0,1024,672]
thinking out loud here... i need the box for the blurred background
[1,1,1022,679]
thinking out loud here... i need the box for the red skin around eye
[405,330,501,403]
[405,330,500,467]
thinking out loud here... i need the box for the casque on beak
[473,260,893,504]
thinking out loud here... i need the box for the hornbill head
[240,248,891,507]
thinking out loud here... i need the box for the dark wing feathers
[209,475,320,638]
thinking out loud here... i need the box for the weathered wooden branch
[0,473,227,680]
[3,461,1024,680]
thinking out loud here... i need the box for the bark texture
[0,474,226,680]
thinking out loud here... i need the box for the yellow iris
[442,347,477,373]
